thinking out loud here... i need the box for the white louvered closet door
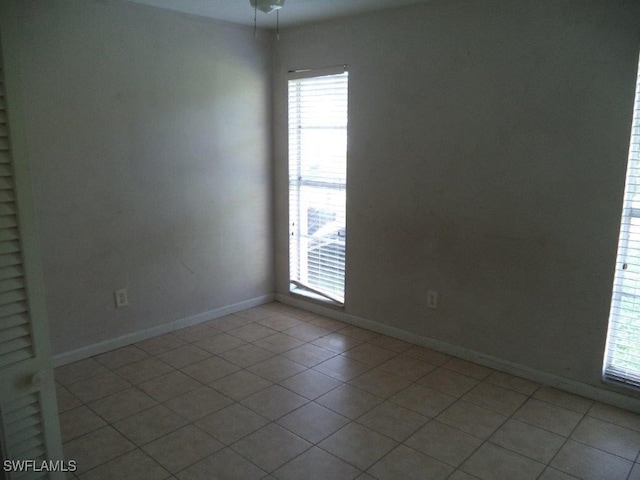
[0,9,64,479]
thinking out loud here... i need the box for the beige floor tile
[405,420,482,467]
[358,402,428,442]
[57,304,640,480]
[389,384,456,418]
[59,405,107,443]
[253,332,305,354]
[263,302,317,320]
[63,425,135,474]
[195,403,269,445]
[94,345,150,370]
[229,323,278,342]
[442,358,494,380]
[308,316,348,332]
[262,301,301,314]
[588,402,640,432]
[349,369,411,399]
[273,447,360,480]
[484,371,539,396]
[284,323,332,342]
[368,444,453,480]
[55,358,109,386]
[256,313,303,332]
[66,371,131,403]
[628,463,640,480]
[56,384,83,413]
[142,425,224,473]
[461,443,545,480]
[176,448,265,480]
[313,355,372,382]
[220,344,274,367]
[342,343,397,366]
[436,400,507,439]
[192,333,246,354]
[281,343,337,367]
[138,371,202,402]
[368,335,413,353]
[279,369,343,400]
[231,423,311,472]
[156,345,211,369]
[377,354,437,381]
[418,367,479,397]
[135,334,187,356]
[113,405,188,446]
[550,440,633,480]
[276,402,349,443]
[164,385,233,421]
[235,306,276,321]
[172,323,220,343]
[208,314,253,331]
[355,474,378,480]
[247,355,307,382]
[512,398,583,436]
[337,326,379,341]
[449,471,481,480]
[319,423,397,470]
[87,387,157,423]
[403,346,451,366]
[462,382,528,416]
[312,332,363,353]
[316,384,382,419]
[180,356,240,383]
[210,370,273,400]
[78,449,170,480]
[537,467,579,480]
[114,357,175,385]
[489,419,565,464]
[533,387,593,414]
[571,415,640,460]
[241,384,308,420]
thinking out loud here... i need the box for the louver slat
[0,53,51,480]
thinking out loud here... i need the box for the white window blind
[604,53,640,387]
[288,68,348,304]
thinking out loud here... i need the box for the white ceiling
[123,0,433,29]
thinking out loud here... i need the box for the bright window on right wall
[604,53,640,387]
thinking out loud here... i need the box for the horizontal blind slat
[289,71,348,303]
[605,55,640,385]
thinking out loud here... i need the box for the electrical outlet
[427,290,438,309]
[115,288,128,308]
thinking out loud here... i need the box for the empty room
[2,0,640,478]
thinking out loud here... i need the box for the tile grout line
[57,303,640,480]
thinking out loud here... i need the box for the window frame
[604,52,640,388]
[287,65,349,306]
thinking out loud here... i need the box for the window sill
[289,284,344,308]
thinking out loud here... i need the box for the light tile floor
[55,302,640,480]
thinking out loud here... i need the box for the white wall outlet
[427,290,438,309]
[115,288,128,308]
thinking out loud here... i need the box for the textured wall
[273,0,640,390]
[8,0,274,354]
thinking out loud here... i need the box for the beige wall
[273,0,640,392]
[7,0,274,354]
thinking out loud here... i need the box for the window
[604,54,640,386]
[288,67,348,304]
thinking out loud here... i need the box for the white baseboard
[52,294,274,367]
[276,293,640,414]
